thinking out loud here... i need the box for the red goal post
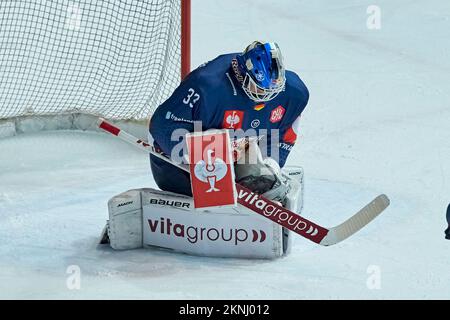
[181,0,191,80]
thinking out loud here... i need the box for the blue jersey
[148,53,309,195]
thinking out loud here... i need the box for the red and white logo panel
[222,110,244,129]
[283,115,301,144]
[270,105,285,123]
[186,130,237,209]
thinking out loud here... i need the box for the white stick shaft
[97,118,189,172]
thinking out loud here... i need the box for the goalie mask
[236,41,286,102]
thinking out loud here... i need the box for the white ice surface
[1,0,449,299]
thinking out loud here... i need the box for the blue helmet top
[236,41,286,102]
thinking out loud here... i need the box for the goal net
[0,0,190,136]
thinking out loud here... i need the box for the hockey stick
[98,118,390,246]
[445,203,450,240]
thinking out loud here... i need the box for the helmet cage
[241,72,285,102]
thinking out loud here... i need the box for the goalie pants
[150,154,193,197]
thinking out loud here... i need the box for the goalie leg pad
[105,189,144,250]
[102,166,304,258]
[104,189,284,259]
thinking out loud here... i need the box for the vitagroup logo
[147,217,267,245]
[237,187,321,237]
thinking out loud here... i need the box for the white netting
[0,0,182,121]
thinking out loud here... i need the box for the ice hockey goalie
[100,41,309,259]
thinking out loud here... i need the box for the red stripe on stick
[99,121,120,136]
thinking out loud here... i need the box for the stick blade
[320,194,390,246]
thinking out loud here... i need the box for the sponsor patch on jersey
[253,104,265,111]
[270,105,285,123]
[222,110,244,129]
[165,111,194,124]
[251,119,260,128]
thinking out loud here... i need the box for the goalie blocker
[99,166,303,259]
